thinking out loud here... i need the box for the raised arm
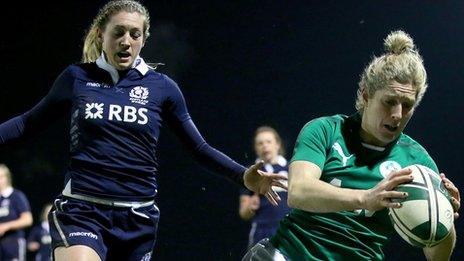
[168,117,247,185]
[0,67,74,144]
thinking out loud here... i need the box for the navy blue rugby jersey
[0,187,31,238]
[0,55,246,201]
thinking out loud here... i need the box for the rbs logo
[85,103,148,125]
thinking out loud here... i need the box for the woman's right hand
[361,168,413,211]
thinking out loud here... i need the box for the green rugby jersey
[271,114,438,260]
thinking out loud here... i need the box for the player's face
[361,81,416,146]
[254,131,280,163]
[101,11,145,70]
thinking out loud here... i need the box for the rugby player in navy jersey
[0,1,286,260]
[239,127,291,249]
[0,164,33,261]
[27,203,52,261]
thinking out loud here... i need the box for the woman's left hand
[441,173,460,219]
[244,161,288,206]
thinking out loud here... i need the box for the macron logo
[69,232,98,240]
[86,82,110,88]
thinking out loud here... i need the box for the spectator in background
[239,126,291,249]
[0,164,33,261]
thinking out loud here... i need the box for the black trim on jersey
[342,113,400,166]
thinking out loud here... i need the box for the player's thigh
[109,205,159,260]
[54,245,101,261]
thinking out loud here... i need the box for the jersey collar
[343,113,400,165]
[276,155,287,167]
[0,186,13,197]
[96,53,150,84]
[255,155,287,173]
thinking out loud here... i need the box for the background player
[239,126,290,249]
[0,164,33,261]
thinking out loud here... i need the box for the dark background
[0,1,462,260]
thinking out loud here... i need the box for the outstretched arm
[163,77,286,204]
[0,68,74,144]
[169,118,247,185]
[169,118,287,205]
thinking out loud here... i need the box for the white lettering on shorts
[68,232,98,240]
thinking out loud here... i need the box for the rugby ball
[389,164,454,247]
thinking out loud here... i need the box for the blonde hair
[82,0,150,63]
[254,126,285,156]
[0,164,12,186]
[356,30,428,114]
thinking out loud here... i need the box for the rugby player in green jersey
[243,30,460,260]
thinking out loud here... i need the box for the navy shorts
[49,196,159,260]
[0,235,26,261]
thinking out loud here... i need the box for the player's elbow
[287,180,316,210]
[287,187,304,209]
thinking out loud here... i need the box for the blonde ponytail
[82,26,103,63]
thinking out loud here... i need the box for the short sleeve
[291,117,333,169]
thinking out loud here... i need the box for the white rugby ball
[389,164,454,248]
